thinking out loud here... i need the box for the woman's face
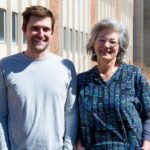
[94,28,120,63]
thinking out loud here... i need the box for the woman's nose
[103,41,111,47]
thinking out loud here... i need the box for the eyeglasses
[97,38,119,47]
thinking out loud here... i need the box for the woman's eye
[111,41,117,44]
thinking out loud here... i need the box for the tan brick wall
[133,0,143,65]
[144,0,150,66]
[49,0,60,55]
[90,0,96,27]
[115,0,121,20]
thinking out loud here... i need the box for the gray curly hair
[87,18,129,64]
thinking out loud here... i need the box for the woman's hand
[141,140,150,150]
[75,139,85,150]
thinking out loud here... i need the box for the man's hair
[87,18,129,64]
[22,5,55,34]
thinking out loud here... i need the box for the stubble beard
[29,41,49,54]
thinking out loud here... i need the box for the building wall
[60,0,134,73]
[133,0,144,66]
[49,0,60,54]
[120,0,134,64]
[0,0,50,59]
[0,0,134,73]
[133,0,150,68]
[144,0,150,67]
[96,0,134,64]
[133,0,150,80]
[60,0,91,72]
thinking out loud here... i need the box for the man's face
[24,16,52,53]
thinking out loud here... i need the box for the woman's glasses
[97,38,119,47]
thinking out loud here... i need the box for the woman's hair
[87,18,129,64]
[22,5,55,34]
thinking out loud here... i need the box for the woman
[77,18,150,150]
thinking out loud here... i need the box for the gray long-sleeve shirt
[0,52,78,150]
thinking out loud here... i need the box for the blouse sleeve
[136,68,150,141]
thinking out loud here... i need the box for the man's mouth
[32,38,45,45]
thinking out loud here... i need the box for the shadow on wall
[134,62,150,83]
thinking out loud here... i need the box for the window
[0,9,6,43]
[12,12,18,44]
[69,29,72,51]
[23,34,26,44]
[81,32,84,52]
[75,30,78,51]
[63,27,67,50]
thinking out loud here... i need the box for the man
[0,6,78,150]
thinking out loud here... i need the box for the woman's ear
[91,50,97,61]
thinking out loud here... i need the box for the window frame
[0,9,6,43]
[12,12,18,44]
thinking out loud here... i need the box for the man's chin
[32,46,48,53]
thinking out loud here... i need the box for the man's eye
[99,39,105,42]
[32,27,39,31]
[43,28,50,32]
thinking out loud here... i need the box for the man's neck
[24,50,50,60]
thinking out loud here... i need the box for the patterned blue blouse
[77,63,150,150]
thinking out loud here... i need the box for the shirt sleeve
[143,112,150,141]
[0,65,10,149]
[136,69,150,141]
[63,62,78,150]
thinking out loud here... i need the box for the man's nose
[37,29,44,37]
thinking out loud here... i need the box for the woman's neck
[97,60,119,81]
